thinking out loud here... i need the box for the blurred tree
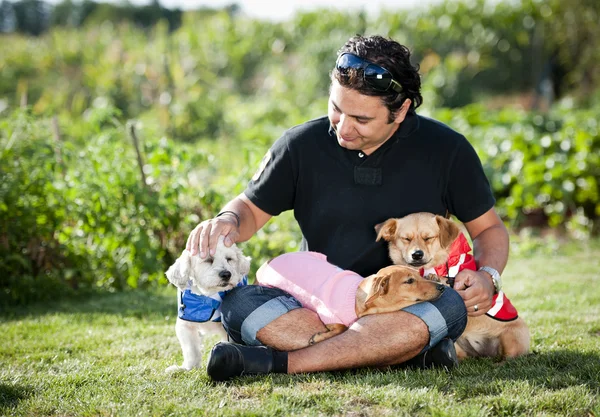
[131,0,182,32]
[542,0,599,102]
[9,0,50,35]
[77,0,97,25]
[50,0,88,27]
[50,0,73,26]
[81,0,181,31]
[0,0,17,32]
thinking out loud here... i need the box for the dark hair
[332,35,423,120]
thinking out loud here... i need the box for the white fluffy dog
[164,239,250,373]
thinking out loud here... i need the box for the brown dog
[310,265,446,344]
[256,254,445,346]
[376,212,530,360]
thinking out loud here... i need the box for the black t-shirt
[244,111,495,277]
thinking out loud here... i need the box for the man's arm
[454,207,509,316]
[186,193,272,258]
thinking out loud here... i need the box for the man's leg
[211,285,467,380]
[256,308,333,351]
[208,285,325,380]
[219,285,327,349]
[284,310,429,373]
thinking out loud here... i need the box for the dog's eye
[423,237,434,242]
[405,278,415,284]
[402,237,412,242]
[205,259,213,264]
[226,257,233,262]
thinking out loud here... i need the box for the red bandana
[419,233,519,322]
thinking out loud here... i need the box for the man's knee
[402,287,467,351]
[221,285,302,346]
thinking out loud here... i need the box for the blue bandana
[178,277,248,323]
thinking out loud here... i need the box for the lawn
[1,240,599,416]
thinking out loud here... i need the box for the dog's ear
[165,250,192,290]
[436,215,460,249]
[364,274,391,306]
[179,250,192,279]
[236,251,251,276]
[375,219,397,242]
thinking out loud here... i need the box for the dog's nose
[219,270,232,280]
[412,250,424,261]
[436,284,445,292]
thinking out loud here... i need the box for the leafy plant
[435,101,600,234]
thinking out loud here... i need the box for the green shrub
[0,106,207,305]
[1,109,84,305]
[0,106,303,306]
[435,101,600,235]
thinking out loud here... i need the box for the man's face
[328,80,407,155]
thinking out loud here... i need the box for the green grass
[1,241,599,416]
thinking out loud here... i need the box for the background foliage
[1,0,599,306]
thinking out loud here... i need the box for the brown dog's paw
[308,323,348,345]
[424,274,442,283]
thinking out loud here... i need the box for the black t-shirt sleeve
[444,138,496,223]
[243,133,296,216]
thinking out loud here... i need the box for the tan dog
[302,265,445,345]
[376,212,530,360]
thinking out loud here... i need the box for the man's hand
[453,269,495,317]
[186,214,240,258]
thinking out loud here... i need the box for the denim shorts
[220,284,467,351]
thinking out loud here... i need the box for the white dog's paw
[165,364,193,374]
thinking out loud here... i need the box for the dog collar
[421,233,476,278]
[178,277,247,323]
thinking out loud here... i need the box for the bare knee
[256,308,329,351]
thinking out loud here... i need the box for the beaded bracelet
[216,211,241,228]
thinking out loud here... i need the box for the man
[186,35,509,381]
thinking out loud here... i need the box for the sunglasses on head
[335,53,403,94]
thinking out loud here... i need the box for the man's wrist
[478,266,502,293]
[216,211,241,228]
[478,269,495,292]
